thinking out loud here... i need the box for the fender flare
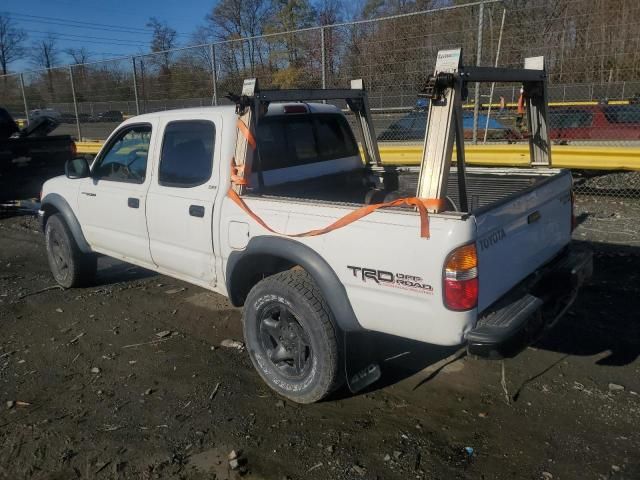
[226,236,362,332]
[40,193,92,253]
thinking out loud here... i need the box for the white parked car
[39,99,592,403]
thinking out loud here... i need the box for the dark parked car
[60,112,91,124]
[95,110,124,122]
[377,110,521,142]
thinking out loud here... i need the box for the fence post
[131,57,140,115]
[621,81,625,100]
[321,26,327,89]
[472,1,485,144]
[562,85,566,102]
[483,7,506,144]
[249,38,255,76]
[210,43,218,106]
[19,73,29,125]
[68,65,82,141]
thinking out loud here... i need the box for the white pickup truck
[39,63,592,404]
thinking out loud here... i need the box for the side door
[77,122,156,266]
[145,118,218,286]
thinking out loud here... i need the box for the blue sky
[4,0,217,72]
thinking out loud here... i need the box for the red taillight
[444,277,479,310]
[444,244,478,311]
[283,104,308,114]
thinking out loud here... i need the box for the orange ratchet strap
[230,119,256,187]
[230,158,248,186]
[227,188,444,239]
[237,119,256,149]
[229,117,443,238]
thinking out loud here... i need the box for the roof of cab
[122,102,341,124]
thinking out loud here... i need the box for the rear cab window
[256,113,359,172]
[158,120,215,188]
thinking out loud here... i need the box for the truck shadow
[94,255,157,285]
[535,240,640,366]
[339,330,462,398]
[333,239,640,400]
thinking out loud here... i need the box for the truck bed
[252,166,552,213]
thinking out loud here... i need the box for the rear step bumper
[466,246,593,359]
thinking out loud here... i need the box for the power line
[9,17,161,37]
[28,34,148,49]
[2,10,192,37]
[25,29,149,46]
[4,11,153,33]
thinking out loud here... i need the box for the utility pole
[68,65,82,141]
[19,74,29,126]
[472,1,485,144]
[321,27,327,89]
[210,44,218,106]
[132,57,140,115]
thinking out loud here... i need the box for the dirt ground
[1,210,639,480]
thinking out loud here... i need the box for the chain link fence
[1,0,639,212]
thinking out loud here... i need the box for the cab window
[92,124,151,183]
[158,120,215,188]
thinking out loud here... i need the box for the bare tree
[65,47,91,65]
[147,17,178,72]
[31,33,59,69]
[145,17,178,98]
[0,14,27,75]
[269,0,316,65]
[317,0,342,25]
[206,0,273,74]
[147,17,178,52]
[31,33,59,97]
[316,0,343,82]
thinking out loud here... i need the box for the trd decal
[347,266,433,294]
[478,228,506,251]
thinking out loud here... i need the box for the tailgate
[475,170,573,312]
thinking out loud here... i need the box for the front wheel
[243,269,340,404]
[45,214,96,288]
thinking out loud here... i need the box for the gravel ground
[0,210,639,480]
[575,171,640,195]
[574,195,640,246]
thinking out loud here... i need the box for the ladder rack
[231,48,551,214]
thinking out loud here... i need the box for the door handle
[128,197,140,209]
[189,205,205,217]
[81,192,96,197]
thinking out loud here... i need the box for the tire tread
[243,269,340,403]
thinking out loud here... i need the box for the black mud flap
[343,330,382,393]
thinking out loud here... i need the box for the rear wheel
[243,269,340,404]
[45,214,96,288]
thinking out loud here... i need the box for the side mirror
[65,157,90,179]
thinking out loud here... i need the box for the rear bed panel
[475,170,573,312]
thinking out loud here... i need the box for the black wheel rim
[258,303,312,379]
[49,228,69,280]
